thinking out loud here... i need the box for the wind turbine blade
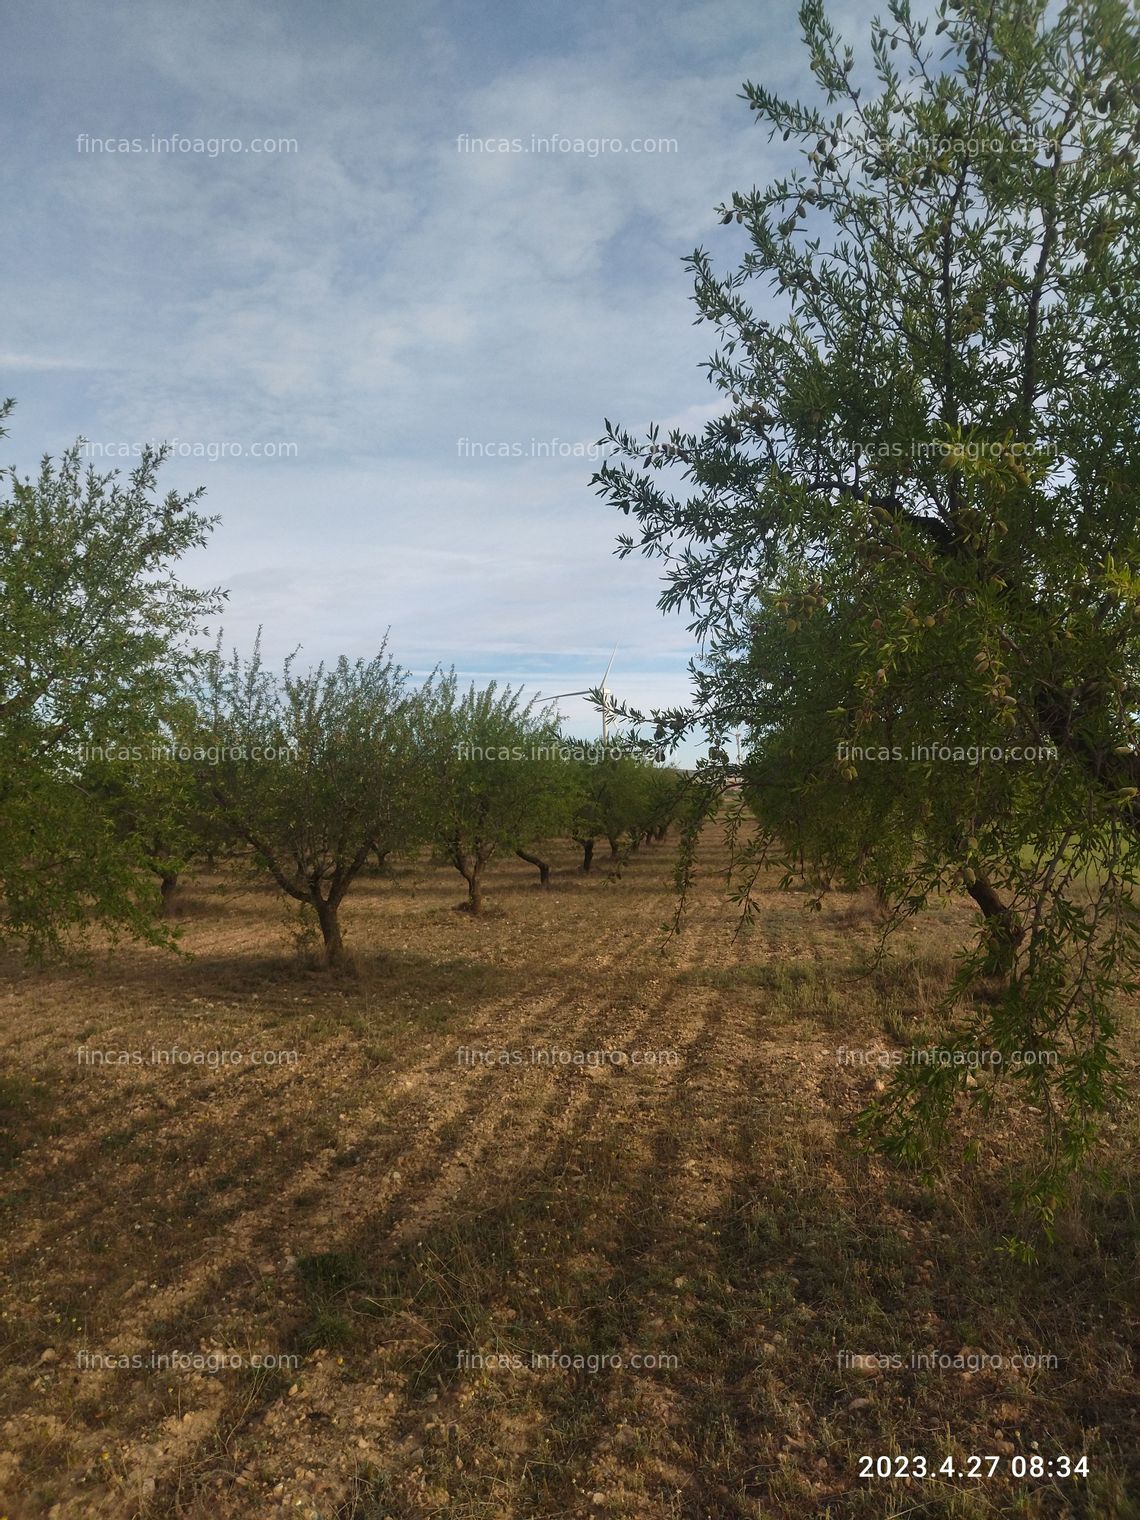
[547,689,592,700]
[600,645,617,687]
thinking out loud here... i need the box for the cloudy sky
[2,0,874,743]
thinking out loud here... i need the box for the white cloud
[3,0,834,722]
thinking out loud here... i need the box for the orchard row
[76,642,688,965]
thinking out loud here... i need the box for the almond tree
[0,418,221,956]
[427,677,563,912]
[81,714,212,916]
[195,639,428,967]
[592,0,1140,1226]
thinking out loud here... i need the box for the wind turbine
[540,646,618,742]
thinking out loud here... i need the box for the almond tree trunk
[313,897,345,966]
[966,871,1025,975]
[451,840,489,913]
[516,847,550,887]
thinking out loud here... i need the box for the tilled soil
[0,836,1136,1519]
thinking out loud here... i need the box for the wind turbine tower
[540,647,618,743]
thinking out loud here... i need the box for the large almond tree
[593,0,1140,1226]
[0,416,221,956]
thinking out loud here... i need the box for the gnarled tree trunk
[451,839,489,913]
[515,847,550,887]
[966,871,1025,976]
[313,896,345,966]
